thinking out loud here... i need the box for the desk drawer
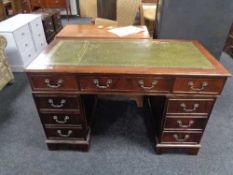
[45,127,86,140]
[166,98,215,115]
[173,77,225,94]
[161,131,202,143]
[164,116,208,130]
[34,94,81,111]
[131,77,173,92]
[79,76,172,92]
[40,112,84,125]
[29,75,78,91]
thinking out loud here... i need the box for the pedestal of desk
[150,96,216,155]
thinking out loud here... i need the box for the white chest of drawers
[0,14,47,72]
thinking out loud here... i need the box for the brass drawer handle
[138,80,157,90]
[48,99,66,108]
[173,134,190,142]
[57,130,72,137]
[93,79,112,89]
[53,116,69,124]
[180,103,199,112]
[177,120,194,128]
[44,79,63,88]
[188,81,208,91]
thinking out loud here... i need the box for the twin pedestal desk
[26,39,230,155]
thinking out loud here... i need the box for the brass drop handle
[177,120,194,128]
[53,116,69,124]
[180,103,199,112]
[93,79,112,89]
[188,81,208,91]
[48,99,66,108]
[57,130,72,137]
[45,79,63,88]
[173,134,190,142]
[138,80,157,90]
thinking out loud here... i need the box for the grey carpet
[0,53,233,175]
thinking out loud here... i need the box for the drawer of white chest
[30,18,47,52]
[13,25,34,53]
[20,47,36,66]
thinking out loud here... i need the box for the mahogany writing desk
[25,39,230,155]
[55,25,150,39]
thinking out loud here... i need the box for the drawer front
[14,25,34,53]
[161,131,202,143]
[30,18,47,51]
[45,127,86,139]
[40,113,84,125]
[173,77,225,94]
[167,98,215,115]
[131,77,173,92]
[47,0,66,8]
[20,47,36,64]
[29,75,78,91]
[79,76,172,92]
[34,95,81,111]
[164,117,208,130]
[80,76,127,92]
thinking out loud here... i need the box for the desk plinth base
[155,143,201,155]
[46,130,91,152]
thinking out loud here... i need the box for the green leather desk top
[40,40,214,69]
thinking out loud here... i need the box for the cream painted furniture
[79,0,97,18]
[80,0,141,26]
[0,14,47,72]
[0,36,14,90]
[117,0,141,26]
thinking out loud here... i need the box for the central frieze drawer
[164,116,208,130]
[161,131,202,143]
[40,112,84,125]
[34,94,81,111]
[166,98,215,115]
[79,76,173,92]
[29,75,78,91]
[45,127,86,140]
[173,77,225,94]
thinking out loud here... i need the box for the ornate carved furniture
[26,39,230,155]
[0,36,14,90]
[0,14,47,71]
[33,8,63,43]
[224,23,233,57]
[0,0,7,21]
[2,0,31,16]
[30,0,71,18]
